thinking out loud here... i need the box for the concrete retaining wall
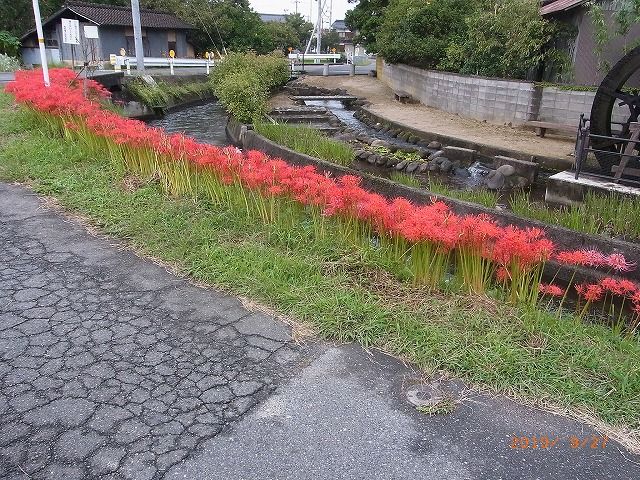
[379,61,628,127]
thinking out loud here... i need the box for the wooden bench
[524,120,576,138]
[394,90,413,104]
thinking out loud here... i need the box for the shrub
[376,0,475,69]
[0,53,20,72]
[447,0,568,79]
[211,52,289,122]
[0,31,19,57]
[216,71,268,123]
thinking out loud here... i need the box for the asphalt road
[1,182,639,479]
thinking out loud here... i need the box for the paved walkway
[1,182,640,479]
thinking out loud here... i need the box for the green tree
[376,0,476,68]
[448,0,566,79]
[344,0,389,53]
[321,30,341,52]
[263,22,299,54]
[284,13,314,50]
[0,31,20,56]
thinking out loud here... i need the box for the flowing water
[147,101,229,146]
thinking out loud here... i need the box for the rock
[408,135,420,144]
[371,139,389,148]
[406,162,419,173]
[486,171,505,190]
[451,160,461,169]
[417,162,429,173]
[428,150,445,161]
[428,160,440,171]
[418,149,430,159]
[400,147,416,154]
[395,160,408,171]
[454,167,471,177]
[439,158,453,173]
[376,156,387,166]
[435,156,448,165]
[359,151,371,160]
[508,175,530,188]
[417,140,430,148]
[369,154,381,165]
[427,141,442,149]
[386,157,399,167]
[496,164,516,177]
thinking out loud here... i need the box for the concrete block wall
[381,61,630,127]
[382,62,537,124]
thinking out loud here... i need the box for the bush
[0,31,19,57]
[211,52,289,122]
[216,71,268,123]
[447,0,568,79]
[376,0,475,69]
[0,53,20,72]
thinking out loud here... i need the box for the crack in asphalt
[0,186,313,480]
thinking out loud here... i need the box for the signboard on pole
[83,25,99,39]
[61,18,80,45]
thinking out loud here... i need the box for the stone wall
[378,61,627,127]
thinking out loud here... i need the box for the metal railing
[574,114,640,186]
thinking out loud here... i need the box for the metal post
[349,63,355,76]
[125,58,131,75]
[169,58,174,75]
[206,59,210,75]
[323,63,329,76]
[31,0,50,86]
[316,0,322,54]
[130,0,145,72]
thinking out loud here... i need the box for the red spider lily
[539,283,565,297]
[555,249,606,267]
[605,253,636,272]
[575,283,604,303]
[9,68,640,321]
[599,277,638,297]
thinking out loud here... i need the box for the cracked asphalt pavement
[1,182,640,479]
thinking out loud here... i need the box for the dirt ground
[294,75,576,162]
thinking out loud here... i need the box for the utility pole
[31,0,50,86]
[293,0,300,15]
[130,0,145,72]
[316,0,322,54]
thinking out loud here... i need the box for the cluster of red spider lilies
[6,69,640,330]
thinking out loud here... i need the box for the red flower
[539,283,565,297]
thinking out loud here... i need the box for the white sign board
[61,18,80,45]
[83,25,99,39]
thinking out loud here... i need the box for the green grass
[428,177,499,208]
[1,92,639,434]
[254,122,354,166]
[390,171,421,188]
[509,190,640,241]
[125,79,214,107]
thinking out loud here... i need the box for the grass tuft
[254,122,354,166]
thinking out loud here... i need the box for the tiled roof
[64,1,193,29]
[540,0,587,16]
[331,20,347,31]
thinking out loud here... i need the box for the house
[330,19,366,59]
[540,0,640,85]
[20,1,195,66]
[259,13,288,23]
